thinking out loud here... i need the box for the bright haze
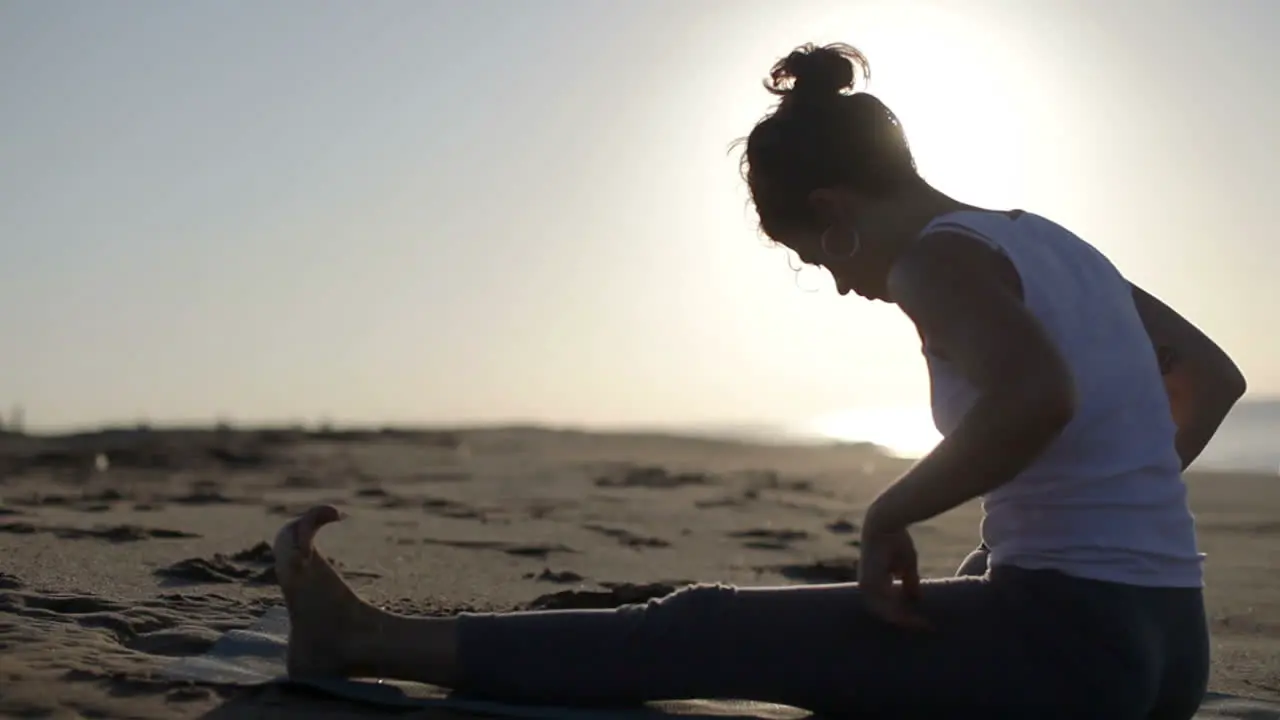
[2,0,1276,452]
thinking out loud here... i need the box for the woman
[275,43,1245,719]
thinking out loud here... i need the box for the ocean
[691,399,1280,475]
[1184,399,1280,473]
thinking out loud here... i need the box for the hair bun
[766,43,868,100]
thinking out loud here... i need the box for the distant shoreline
[2,414,1274,475]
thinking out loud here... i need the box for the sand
[1,425,1277,718]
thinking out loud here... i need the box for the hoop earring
[820,226,861,260]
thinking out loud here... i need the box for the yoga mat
[163,607,1280,719]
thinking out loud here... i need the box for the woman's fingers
[863,568,931,630]
[858,529,931,630]
[901,563,922,602]
[865,589,931,629]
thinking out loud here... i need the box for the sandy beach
[1,426,1277,718]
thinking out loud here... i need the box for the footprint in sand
[170,489,245,505]
[156,555,269,585]
[418,537,576,559]
[354,487,392,499]
[729,527,810,551]
[2,586,260,658]
[695,493,755,510]
[280,473,335,490]
[409,469,471,483]
[230,541,275,563]
[421,496,489,520]
[525,499,581,520]
[594,466,711,489]
[759,558,860,584]
[582,524,670,548]
[740,471,817,494]
[826,519,858,535]
[4,488,131,513]
[354,487,489,521]
[0,522,199,542]
[524,568,586,584]
[690,472,826,510]
[156,541,379,586]
[266,500,349,517]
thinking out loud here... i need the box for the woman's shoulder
[922,208,1043,234]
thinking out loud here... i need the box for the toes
[275,505,343,571]
[295,504,343,553]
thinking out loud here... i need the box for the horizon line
[4,393,1279,438]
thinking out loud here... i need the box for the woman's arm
[862,233,1077,535]
[1130,283,1247,469]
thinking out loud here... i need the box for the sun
[851,9,1031,208]
[810,406,941,458]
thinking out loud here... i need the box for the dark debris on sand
[0,587,272,664]
[594,465,711,489]
[156,542,380,586]
[170,489,245,506]
[730,528,810,542]
[5,488,129,510]
[368,491,490,521]
[229,541,274,564]
[525,568,586,584]
[739,470,816,494]
[418,537,576,559]
[763,557,860,584]
[0,425,465,484]
[0,522,199,542]
[826,519,858,534]
[156,556,265,584]
[1,436,272,477]
[730,527,811,551]
[582,524,670,548]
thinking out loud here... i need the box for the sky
[2,0,1277,442]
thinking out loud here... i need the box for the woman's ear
[808,188,843,223]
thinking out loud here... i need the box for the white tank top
[918,210,1204,588]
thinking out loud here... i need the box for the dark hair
[741,43,919,242]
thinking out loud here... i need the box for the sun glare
[853,6,1031,207]
[811,406,942,458]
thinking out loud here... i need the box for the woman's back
[919,210,1203,588]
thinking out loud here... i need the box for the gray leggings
[456,547,1209,719]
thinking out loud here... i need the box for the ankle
[347,611,459,686]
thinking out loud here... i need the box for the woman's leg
[276,507,1160,718]
[1146,588,1210,720]
[454,572,1014,713]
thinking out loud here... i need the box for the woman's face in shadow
[786,189,894,301]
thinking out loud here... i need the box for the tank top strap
[918,210,1025,252]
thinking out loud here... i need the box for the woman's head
[741,43,925,298]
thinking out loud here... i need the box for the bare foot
[274,505,375,678]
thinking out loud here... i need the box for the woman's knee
[955,545,990,577]
[643,583,739,626]
[615,584,744,668]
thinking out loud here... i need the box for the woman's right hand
[1132,283,1247,468]
[857,524,931,630]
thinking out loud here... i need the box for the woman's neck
[888,185,986,249]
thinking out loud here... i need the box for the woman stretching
[275,43,1245,719]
